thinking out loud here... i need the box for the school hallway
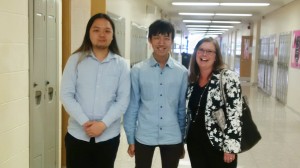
[114,83,300,168]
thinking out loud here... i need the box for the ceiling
[151,0,295,35]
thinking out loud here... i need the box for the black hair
[148,20,175,41]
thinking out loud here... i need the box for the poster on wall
[291,30,300,68]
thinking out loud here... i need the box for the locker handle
[48,87,54,101]
[35,91,42,105]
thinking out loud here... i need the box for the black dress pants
[65,132,120,168]
[134,140,183,168]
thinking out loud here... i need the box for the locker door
[30,0,46,167]
[30,0,58,167]
[45,0,57,167]
[276,33,291,104]
[108,13,125,57]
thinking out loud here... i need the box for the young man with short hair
[124,19,188,168]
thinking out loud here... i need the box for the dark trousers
[135,140,183,168]
[187,139,237,168]
[65,132,120,168]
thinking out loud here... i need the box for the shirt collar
[88,50,116,62]
[149,54,174,69]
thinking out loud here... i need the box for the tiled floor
[114,84,300,168]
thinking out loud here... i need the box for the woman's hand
[224,152,236,163]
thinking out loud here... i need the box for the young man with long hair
[61,13,130,168]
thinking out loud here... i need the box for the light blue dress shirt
[124,55,188,145]
[60,51,130,143]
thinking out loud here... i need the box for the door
[240,36,252,80]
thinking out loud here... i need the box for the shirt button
[160,106,163,108]
[160,94,162,96]
[160,117,163,119]
[160,83,162,85]
[160,128,162,130]
[160,72,163,75]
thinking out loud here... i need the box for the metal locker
[29,0,58,167]
[276,32,291,104]
[45,0,57,167]
[108,12,126,57]
[30,0,46,167]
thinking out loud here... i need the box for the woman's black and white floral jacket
[205,69,242,153]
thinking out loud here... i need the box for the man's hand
[83,121,107,137]
[127,144,135,157]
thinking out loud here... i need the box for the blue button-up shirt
[124,55,188,145]
[61,51,130,142]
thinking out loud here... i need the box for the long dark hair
[189,37,225,83]
[74,13,121,63]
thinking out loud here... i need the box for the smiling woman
[186,37,242,168]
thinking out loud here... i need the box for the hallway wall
[107,0,162,59]
[0,0,29,168]
[70,0,91,53]
[260,0,300,113]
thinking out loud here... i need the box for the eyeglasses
[198,48,216,56]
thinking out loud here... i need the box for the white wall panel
[0,0,27,15]
[0,149,29,168]
[0,13,28,44]
[0,98,29,133]
[0,44,28,73]
[0,72,28,104]
[71,0,90,53]
[0,124,29,163]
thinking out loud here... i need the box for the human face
[89,18,113,50]
[149,33,173,59]
[196,42,216,70]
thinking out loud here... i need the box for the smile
[200,58,208,61]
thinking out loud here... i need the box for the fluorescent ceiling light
[190,32,223,35]
[210,25,234,28]
[212,21,241,24]
[186,25,234,28]
[184,20,240,24]
[179,13,252,17]
[172,2,219,6]
[187,28,229,31]
[173,2,270,7]
[186,25,210,28]
[188,29,226,32]
[220,3,270,6]
[209,28,229,31]
[189,31,207,33]
[216,13,252,16]
[183,20,211,23]
[179,13,214,16]
[206,32,223,34]
[206,31,225,33]
[190,31,225,34]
